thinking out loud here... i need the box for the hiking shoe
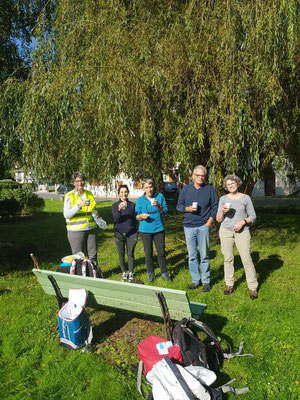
[162,273,171,281]
[148,275,154,283]
[128,272,134,282]
[202,283,211,292]
[121,272,128,282]
[188,282,200,290]
[224,286,234,295]
[249,289,258,300]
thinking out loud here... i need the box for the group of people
[63,167,258,300]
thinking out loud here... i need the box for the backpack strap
[137,361,148,397]
[188,319,219,343]
[218,379,249,395]
[223,341,254,359]
[164,356,197,400]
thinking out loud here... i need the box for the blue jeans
[184,225,210,284]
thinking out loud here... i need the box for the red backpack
[137,335,182,376]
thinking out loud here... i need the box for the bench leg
[155,291,172,340]
[47,275,68,309]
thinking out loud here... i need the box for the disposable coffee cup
[122,201,127,209]
[86,199,90,206]
[192,202,198,209]
[150,198,155,205]
[225,202,232,210]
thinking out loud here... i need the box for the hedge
[0,187,45,216]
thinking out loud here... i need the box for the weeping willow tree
[0,0,299,191]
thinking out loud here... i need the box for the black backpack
[172,318,254,375]
[172,318,225,373]
[57,259,103,278]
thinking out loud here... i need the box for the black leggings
[139,231,167,277]
[114,231,138,273]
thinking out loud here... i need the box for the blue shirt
[135,192,168,233]
[176,183,218,227]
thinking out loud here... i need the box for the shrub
[0,187,45,216]
[0,180,20,190]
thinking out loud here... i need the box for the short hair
[223,174,243,190]
[72,171,85,182]
[118,184,129,194]
[193,165,207,175]
[142,178,155,188]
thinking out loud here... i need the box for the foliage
[0,186,45,216]
[0,198,299,399]
[0,0,54,177]
[0,0,299,191]
[0,180,20,190]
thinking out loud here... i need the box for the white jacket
[146,358,212,400]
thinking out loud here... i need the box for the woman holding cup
[112,185,138,281]
[216,175,258,299]
[63,171,99,268]
[135,179,170,282]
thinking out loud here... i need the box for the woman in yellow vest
[63,171,98,266]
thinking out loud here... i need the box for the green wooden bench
[32,268,207,337]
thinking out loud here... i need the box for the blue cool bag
[58,288,92,350]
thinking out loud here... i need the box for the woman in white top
[216,175,258,299]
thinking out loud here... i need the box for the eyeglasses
[226,182,237,187]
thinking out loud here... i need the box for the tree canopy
[0,0,299,191]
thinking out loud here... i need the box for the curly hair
[72,171,86,182]
[223,175,243,190]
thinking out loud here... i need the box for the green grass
[0,199,299,399]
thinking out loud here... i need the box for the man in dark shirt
[176,165,218,291]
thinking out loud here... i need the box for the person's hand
[152,199,159,207]
[233,220,247,232]
[185,206,196,212]
[79,199,89,208]
[221,205,228,213]
[118,202,126,211]
[140,213,150,220]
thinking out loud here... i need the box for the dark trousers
[114,231,138,273]
[139,231,167,277]
[67,229,98,264]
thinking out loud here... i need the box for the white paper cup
[150,198,155,205]
[225,202,232,210]
[192,202,198,209]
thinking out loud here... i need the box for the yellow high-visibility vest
[65,190,96,231]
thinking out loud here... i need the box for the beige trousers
[219,225,258,290]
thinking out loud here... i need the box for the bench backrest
[33,269,206,320]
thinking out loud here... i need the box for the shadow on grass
[221,251,283,291]
[91,309,135,343]
[166,247,218,280]
[0,288,11,295]
[254,252,283,287]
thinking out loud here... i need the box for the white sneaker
[121,272,128,281]
[128,272,134,282]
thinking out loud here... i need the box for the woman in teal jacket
[135,179,170,282]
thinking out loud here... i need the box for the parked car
[163,181,180,201]
[57,184,74,195]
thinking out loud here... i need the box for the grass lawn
[0,198,299,399]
